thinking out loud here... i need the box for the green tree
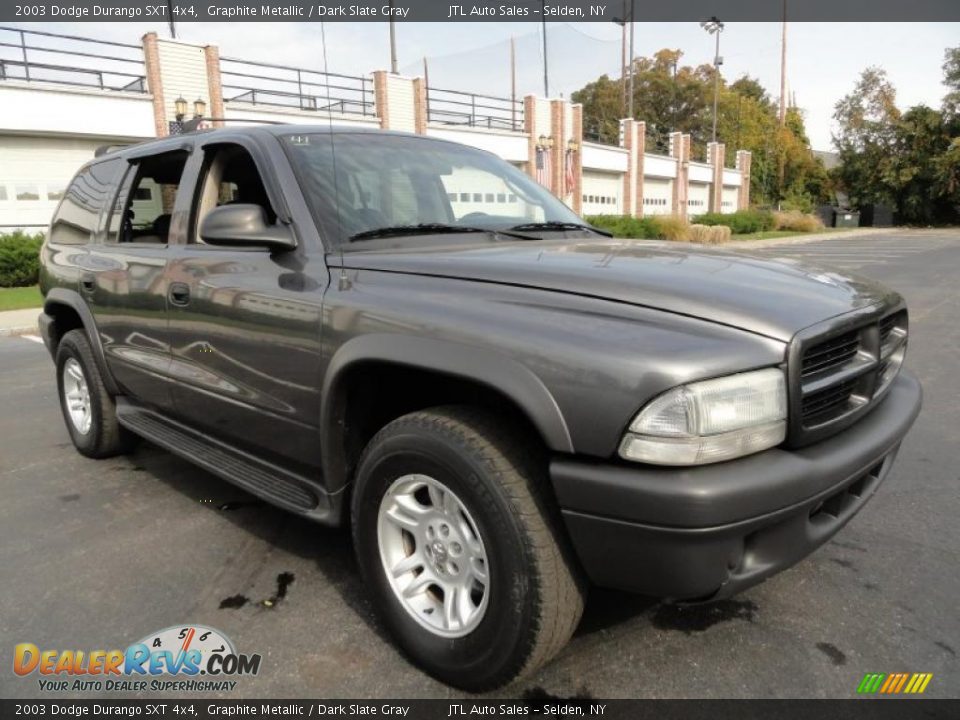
[573,51,829,209]
[833,51,960,224]
[832,67,901,207]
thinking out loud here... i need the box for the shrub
[0,231,45,288]
[651,215,690,241]
[587,214,661,239]
[688,224,732,244]
[586,214,693,242]
[695,209,775,234]
[773,210,824,233]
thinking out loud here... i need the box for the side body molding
[43,288,120,396]
[320,334,574,494]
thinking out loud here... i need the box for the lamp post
[700,16,724,143]
[169,97,207,135]
[612,0,635,118]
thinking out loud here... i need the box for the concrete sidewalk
[0,308,40,337]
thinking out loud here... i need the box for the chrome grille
[788,308,908,446]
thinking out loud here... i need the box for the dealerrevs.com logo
[14,625,261,693]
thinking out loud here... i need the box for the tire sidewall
[352,427,538,689]
[56,334,104,456]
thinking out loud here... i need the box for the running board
[116,400,336,524]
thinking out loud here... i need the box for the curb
[0,325,39,337]
[725,227,901,250]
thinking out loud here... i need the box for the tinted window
[49,159,122,245]
[106,150,189,245]
[282,133,582,247]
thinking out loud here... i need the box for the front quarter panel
[322,268,787,464]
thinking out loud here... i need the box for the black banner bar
[2,699,960,720]
[0,0,959,22]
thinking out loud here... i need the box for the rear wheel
[351,406,585,691]
[56,329,131,458]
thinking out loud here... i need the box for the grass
[733,227,858,241]
[0,285,43,312]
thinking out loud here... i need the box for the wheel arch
[43,288,120,396]
[320,334,574,497]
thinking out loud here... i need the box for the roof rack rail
[94,143,132,157]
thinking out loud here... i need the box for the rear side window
[106,150,189,245]
[49,159,122,245]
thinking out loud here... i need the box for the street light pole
[700,16,725,144]
[389,0,398,74]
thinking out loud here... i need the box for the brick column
[142,32,167,137]
[413,77,428,134]
[634,121,646,217]
[524,95,538,180]
[620,118,637,217]
[736,150,752,210]
[571,104,584,215]
[550,100,565,198]
[373,70,390,129]
[203,45,225,128]
[669,132,685,218]
[707,142,726,213]
[680,134,692,220]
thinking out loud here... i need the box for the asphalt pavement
[1,230,957,700]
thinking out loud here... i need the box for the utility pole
[166,0,176,38]
[510,37,517,130]
[779,0,787,126]
[389,0,398,74]
[627,0,635,119]
[541,1,549,97]
[613,2,630,116]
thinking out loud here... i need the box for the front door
[164,140,327,472]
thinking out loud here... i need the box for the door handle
[168,282,191,307]
[80,276,95,295]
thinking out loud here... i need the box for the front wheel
[351,406,585,691]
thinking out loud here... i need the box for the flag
[535,147,551,190]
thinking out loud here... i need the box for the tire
[55,329,132,458]
[351,406,586,691]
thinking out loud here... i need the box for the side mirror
[199,204,296,251]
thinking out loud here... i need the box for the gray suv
[38,126,921,690]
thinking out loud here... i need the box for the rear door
[82,146,193,413]
[164,136,328,472]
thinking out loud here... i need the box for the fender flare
[43,288,120,396]
[320,334,574,494]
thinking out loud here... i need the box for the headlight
[619,368,787,466]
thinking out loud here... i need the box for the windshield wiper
[349,223,538,242]
[510,221,613,237]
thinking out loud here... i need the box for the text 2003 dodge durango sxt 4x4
[38,126,921,690]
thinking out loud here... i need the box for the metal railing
[426,87,522,131]
[0,26,146,92]
[220,57,374,116]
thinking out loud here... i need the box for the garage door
[581,171,622,215]
[721,185,739,214]
[687,182,710,217]
[642,178,672,215]
[0,136,118,231]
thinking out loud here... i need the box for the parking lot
[1,229,957,699]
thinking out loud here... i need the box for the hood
[338,239,898,342]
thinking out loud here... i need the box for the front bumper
[550,370,922,601]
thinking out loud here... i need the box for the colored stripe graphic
[857,672,932,694]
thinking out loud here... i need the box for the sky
[7,21,959,150]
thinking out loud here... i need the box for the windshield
[281,132,585,247]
